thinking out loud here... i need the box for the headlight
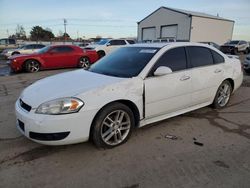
[35,98,84,115]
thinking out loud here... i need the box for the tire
[97,51,105,59]
[11,51,20,56]
[78,56,90,70]
[24,60,40,73]
[92,102,135,148]
[212,80,232,109]
[245,69,250,74]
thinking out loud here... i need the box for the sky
[0,0,249,40]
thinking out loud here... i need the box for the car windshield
[18,45,26,49]
[96,39,109,45]
[229,41,239,45]
[89,47,159,78]
[37,46,50,54]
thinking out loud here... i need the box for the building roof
[138,6,234,24]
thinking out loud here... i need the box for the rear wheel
[92,102,134,148]
[24,60,40,73]
[212,80,232,109]
[78,56,90,70]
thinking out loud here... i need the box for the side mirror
[106,43,111,46]
[154,66,172,76]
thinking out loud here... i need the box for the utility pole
[6,29,9,38]
[63,18,67,43]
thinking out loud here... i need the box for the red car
[8,45,99,73]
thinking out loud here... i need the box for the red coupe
[8,45,99,73]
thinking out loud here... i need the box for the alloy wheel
[217,82,231,107]
[79,57,90,70]
[101,110,131,146]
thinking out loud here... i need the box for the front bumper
[15,99,98,145]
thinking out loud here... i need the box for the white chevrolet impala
[15,43,243,148]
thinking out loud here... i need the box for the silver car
[1,44,46,58]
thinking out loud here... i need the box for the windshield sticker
[139,49,157,53]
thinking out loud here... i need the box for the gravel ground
[0,56,250,188]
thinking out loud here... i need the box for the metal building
[137,7,234,45]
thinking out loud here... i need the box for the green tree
[30,26,55,41]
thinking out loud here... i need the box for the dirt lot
[0,58,250,188]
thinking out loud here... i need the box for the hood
[20,70,125,108]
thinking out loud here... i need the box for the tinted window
[229,41,239,45]
[211,50,224,64]
[187,46,213,67]
[89,47,159,78]
[51,46,74,53]
[127,40,135,44]
[25,45,34,49]
[109,40,126,45]
[35,44,45,49]
[152,47,187,73]
[8,39,16,44]
[239,41,246,45]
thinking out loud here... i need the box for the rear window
[211,50,224,64]
[187,46,214,68]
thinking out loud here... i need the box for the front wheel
[92,102,135,148]
[78,57,90,70]
[212,80,232,109]
[24,60,40,73]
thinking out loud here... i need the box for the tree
[30,26,55,41]
[12,24,26,40]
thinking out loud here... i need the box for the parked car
[1,44,46,58]
[243,54,250,73]
[15,42,243,148]
[84,39,134,58]
[0,38,18,52]
[200,42,220,49]
[220,40,249,54]
[8,45,99,73]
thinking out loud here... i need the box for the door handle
[214,69,222,73]
[180,75,190,81]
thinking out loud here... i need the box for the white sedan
[15,43,243,148]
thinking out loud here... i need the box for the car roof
[128,42,210,49]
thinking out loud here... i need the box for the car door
[21,45,34,54]
[144,47,192,119]
[186,46,225,106]
[42,46,75,68]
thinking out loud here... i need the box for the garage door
[161,25,178,38]
[142,27,156,41]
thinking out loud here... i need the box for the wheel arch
[11,51,20,55]
[89,99,141,139]
[23,58,42,70]
[224,78,234,91]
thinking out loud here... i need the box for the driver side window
[148,47,187,76]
